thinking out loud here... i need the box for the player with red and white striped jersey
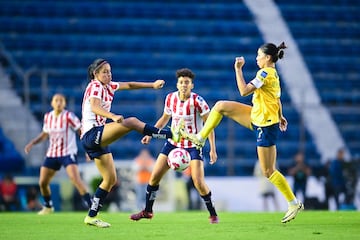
[24,93,91,215]
[81,58,181,228]
[43,108,80,157]
[165,91,209,149]
[130,68,219,224]
[81,80,119,138]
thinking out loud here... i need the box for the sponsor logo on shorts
[94,130,101,145]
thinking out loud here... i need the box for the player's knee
[122,117,139,127]
[214,100,227,113]
[38,179,49,189]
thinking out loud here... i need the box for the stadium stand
[1,0,358,176]
[0,127,24,173]
[275,0,360,158]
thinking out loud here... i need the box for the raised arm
[234,57,256,97]
[24,131,49,154]
[118,80,165,90]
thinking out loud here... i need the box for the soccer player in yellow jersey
[182,42,304,223]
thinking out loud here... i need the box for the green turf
[1,211,359,240]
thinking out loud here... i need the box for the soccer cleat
[171,118,185,142]
[130,210,154,221]
[182,132,205,149]
[209,215,219,224]
[37,206,54,215]
[281,201,304,223]
[84,215,111,228]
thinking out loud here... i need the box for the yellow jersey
[250,67,281,127]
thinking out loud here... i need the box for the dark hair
[87,58,108,81]
[176,68,195,81]
[260,42,287,63]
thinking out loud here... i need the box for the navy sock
[81,192,92,208]
[43,195,53,208]
[88,188,108,217]
[143,124,172,139]
[201,192,217,216]
[145,184,159,213]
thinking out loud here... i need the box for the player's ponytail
[87,58,108,81]
[260,42,287,63]
[277,42,287,60]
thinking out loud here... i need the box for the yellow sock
[199,110,223,139]
[269,170,296,202]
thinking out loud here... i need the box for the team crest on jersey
[196,96,204,102]
[260,71,268,78]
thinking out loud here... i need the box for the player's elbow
[239,90,250,97]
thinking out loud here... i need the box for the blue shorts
[43,155,77,171]
[81,126,110,160]
[161,141,203,161]
[252,123,279,147]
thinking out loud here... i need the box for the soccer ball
[167,148,191,172]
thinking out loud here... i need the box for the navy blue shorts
[161,141,203,161]
[43,155,77,171]
[252,123,279,147]
[81,126,110,160]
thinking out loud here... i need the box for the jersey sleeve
[195,95,210,116]
[67,112,81,131]
[163,93,172,115]
[109,81,120,91]
[88,81,103,99]
[251,69,268,89]
[42,113,49,133]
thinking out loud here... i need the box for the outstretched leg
[183,101,252,147]
[100,117,174,147]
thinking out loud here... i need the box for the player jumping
[182,43,304,223]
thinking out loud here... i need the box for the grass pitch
[1,211,359,240]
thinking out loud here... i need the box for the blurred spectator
[288,152,311,202]
[133,149,155,209]
[329,148,347,210]
[253,160,279,211]
[342,156,358,209]
[0,175,19,211]
[319,160,334,209]
[26,186,42,211]
[183,166,201,210]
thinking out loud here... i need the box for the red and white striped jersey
[81,79,120,137]
[165,92,210,148]
[43,110,81,157]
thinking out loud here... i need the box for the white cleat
[37,206,54,215]
[84,215,111,228]
[171,118,185,142]
[182,131,205,149]
[281,201,304,223]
